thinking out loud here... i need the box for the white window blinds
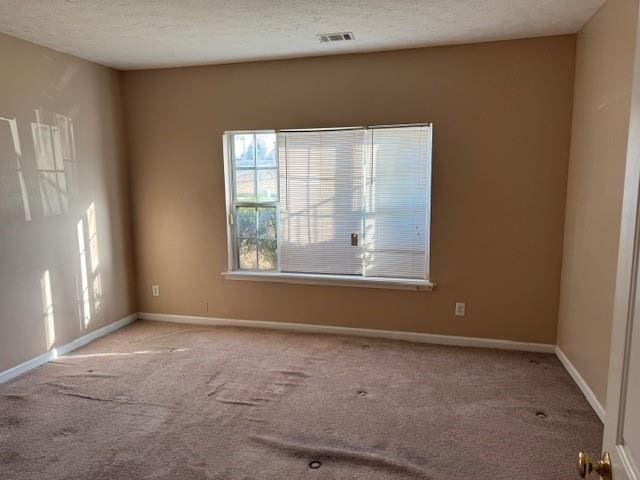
[277,125,432,280]
[278,129,366,275]
[364,126,431,279]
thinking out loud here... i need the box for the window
[228,132,278,271]
[223,124,433,290]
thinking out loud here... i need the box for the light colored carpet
[0,320,601,479]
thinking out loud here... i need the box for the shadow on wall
[1,108,103,354]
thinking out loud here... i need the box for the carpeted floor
[0,320,602,479]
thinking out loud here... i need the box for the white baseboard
[0,313,138,384]
[138,312,556,353]
[555,346,605,422]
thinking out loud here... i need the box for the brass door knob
[578,451,612,480]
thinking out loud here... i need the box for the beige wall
[0,33,136,371]
[123,36,576,344]
[558,0,639,406]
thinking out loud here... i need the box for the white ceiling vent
[317,32,355,43]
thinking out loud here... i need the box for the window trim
[222,126,435,291]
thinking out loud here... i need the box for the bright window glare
[77,219,91,327]
[40,270,55,349]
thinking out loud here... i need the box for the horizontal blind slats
[279,130,365,275]
[364,126,431,279]
[277,125,431,280]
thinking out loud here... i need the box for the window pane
[258,239,277,270]
[238,238,257,269]
[257,169,277,202]
[256,133,276,167]
[237,207,257,237]
[258,207,276,239]
[235,169,256,202]
[234,134,254,168]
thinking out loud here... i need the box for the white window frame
[224,130,280,273]
[222,126,435,291]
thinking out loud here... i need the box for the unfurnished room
[1,1,640,479]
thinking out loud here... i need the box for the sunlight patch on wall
[31,109,77,217]
[0,116,31,221]
[86,202,102,313]
[77,219,91,327]
[40,269,55,350]
[87,203,100,272]
[76,202,102,325]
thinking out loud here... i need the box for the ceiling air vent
[318,32,355,43]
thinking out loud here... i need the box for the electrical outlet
[455,302,466,317]
[151,285,160,297]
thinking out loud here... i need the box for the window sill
[222,271,434,291]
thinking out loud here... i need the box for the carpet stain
[0,450,21,465]
[0,394,25,401]
[0,416,22,427]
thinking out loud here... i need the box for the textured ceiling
[0,0,604,70]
